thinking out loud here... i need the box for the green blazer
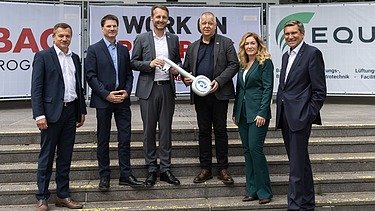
[233,59,274,124]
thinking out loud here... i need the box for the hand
[150,58,165,69]
[170,67,179,76]
[183,72,193,85]
[106,90,126,103]
[76,114,85,128]
[254,115,266,127]
[36,118,48,130]
[210,80,219,93]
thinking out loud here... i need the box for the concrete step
[1,152,374,183]
[0,171,374,205]
[1,136,375,164]
[1,192,375,210]
[1,124,375,145]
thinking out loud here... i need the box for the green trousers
[238,114,273,200]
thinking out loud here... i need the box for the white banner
[0,2,81,98]
[269,3,375,95]
[89,6,261,94]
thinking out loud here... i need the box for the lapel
[148,31,156,59]
[191,41,199,75]
[213,34,220,71]
[166,32,173,59]
[244,61,259,86]
[116,42,122,71]
[238,68,245,88]
[71,53,81,92]
[280,52,289,88]
[99,39,116,71]
[285,42,305,84]
[49,47,63,80]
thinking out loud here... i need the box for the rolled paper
[162,56,211,96]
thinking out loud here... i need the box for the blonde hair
[238,32,270,67]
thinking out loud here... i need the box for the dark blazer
[31,47,87,123]
[131,31,181,100]
[86,39,134,108]
[233,59,274,124]
[276,42,326,132]
[183,34,239,103]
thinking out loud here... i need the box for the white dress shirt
[54,44,77,102]
[285,41,303,83]
[153,30,170,81]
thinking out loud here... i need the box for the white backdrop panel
[269,3,375,95]
[0,2,81,98]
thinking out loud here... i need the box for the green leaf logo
[275,12,315,51]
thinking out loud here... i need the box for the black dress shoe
[99,176,110,192]
[119,175,144,187]
[242,195,258,202]
[160,170,180,185]
[145,172,157,187]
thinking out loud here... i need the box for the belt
[63,100,76,107]
[154,80,170,85]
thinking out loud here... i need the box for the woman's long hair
[238,32,270,67]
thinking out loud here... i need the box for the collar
[200,34,216,44]
[288,41,303,56]
[103,37,116,48]
[153,30,166,39]
[54,44,71,56]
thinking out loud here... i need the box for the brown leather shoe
[242,195,258,202]
[36,199,48,211]
[55,197,83,209]
[193,169,213,183]
[217,169,234,184]
[259,198,271,204]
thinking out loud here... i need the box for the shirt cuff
[35,115,46,121]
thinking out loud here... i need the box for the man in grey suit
[131,5,181,186]
[183,11,239,184]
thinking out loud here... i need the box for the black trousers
[194,94,229,171]
[281,107,315,210]
[96,104,132,178]
[36,102,77,200]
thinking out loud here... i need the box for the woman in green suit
[232,32,274,204]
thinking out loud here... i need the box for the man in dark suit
[131,5,181,186]
[183,11,239,184]
[276,20,327,210]
[86,14,143,191]
[31,23,86,210]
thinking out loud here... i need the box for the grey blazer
[131,31,181,100]
[182,34,239,103]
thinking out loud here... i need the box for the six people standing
[233,32,274,205]
[29,6,327,209]
[131,5,181,186]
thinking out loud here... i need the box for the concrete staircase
[0,125,375,210]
